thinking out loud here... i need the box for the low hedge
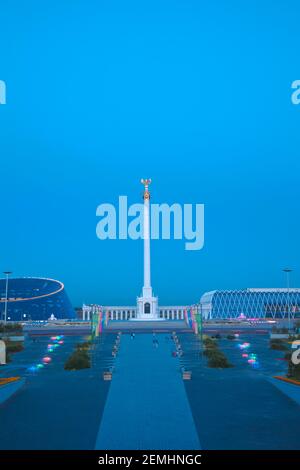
[5,341,24,353]
[207,350,232,368]
[285,352,300,381]
[64,350,90,370]
[203,336,233,368]
[270,339,288,351]
[227,334,236,340]
[64,341,92,370]
[76,341,91,351]
[0,323,23,333]
[203,337,217,349]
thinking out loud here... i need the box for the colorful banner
[91,307,104,339]
[187,305,202,338]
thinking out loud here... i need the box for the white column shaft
[144,197,151,290]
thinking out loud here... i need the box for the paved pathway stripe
[95,334,201,450]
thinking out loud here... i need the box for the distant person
[131,332,135,340]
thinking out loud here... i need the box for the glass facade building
[200,288,300,320]
[0,277,75,321]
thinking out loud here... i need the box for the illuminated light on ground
[242,353,248,358]
[30,336,65,373]
[247,359,255,364]
[234,334,239,338]
[238,342,251,350]
[43,357,52,364]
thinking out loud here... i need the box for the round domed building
[0,277,75,322]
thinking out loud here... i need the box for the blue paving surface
[268,377,300,407]
[95,334,201,450]
[0,335,115,449]
[0,379,25,405]
[179,334,300,450]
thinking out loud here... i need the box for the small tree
[207,350,232,368]
[270,339,288,351]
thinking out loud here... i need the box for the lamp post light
[198,302,204,363]
[3,271,12,324]
[283,268,292,332]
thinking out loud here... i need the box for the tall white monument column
[137,179,158,319]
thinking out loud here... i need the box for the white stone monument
[0,340,6,365]
[137,179,159,319]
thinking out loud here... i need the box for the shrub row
[0,322,23,333]
[285,352,300,381]
[270,339,289,351]
[5,341,24,353]
[203,336,233,368]
[64,341,92,370]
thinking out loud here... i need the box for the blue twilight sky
[0,0,300,307]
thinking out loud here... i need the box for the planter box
[182,371,192,380]
[268,376,300,406]
[273,376,300,386]
[103,372,112,381]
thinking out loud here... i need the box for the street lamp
[198,302,204,363]
[3,271,12,324]
[283,268,292,332]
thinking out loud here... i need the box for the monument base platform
[129,317,166,322]
[106,320,191,332]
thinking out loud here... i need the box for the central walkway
[95,333,201,450]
